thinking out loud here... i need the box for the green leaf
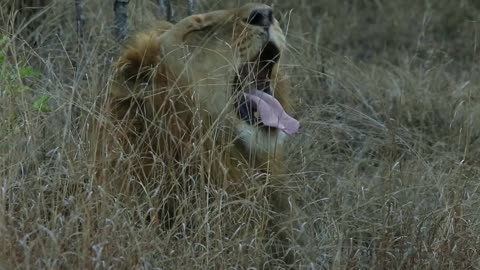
[0,36,8,47]
[0,36,8,67]
[33,95,51,113]
[20,67,41,78]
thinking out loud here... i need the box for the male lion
[93,3,302,267]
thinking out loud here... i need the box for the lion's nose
[247,8,273,27]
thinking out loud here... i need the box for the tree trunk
[159,0,173,22]
[113,0,129,41]
[187,0,196,15]
[74,0,86,39]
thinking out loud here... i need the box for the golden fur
[93,3,300,265]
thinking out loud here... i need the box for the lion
[92,3,302,267]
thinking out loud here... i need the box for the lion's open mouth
[234,42,299,135]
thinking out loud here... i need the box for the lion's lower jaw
[236,121,288,158]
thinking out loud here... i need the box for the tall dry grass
[1,0,480,269]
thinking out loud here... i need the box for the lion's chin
[236,121,288,156]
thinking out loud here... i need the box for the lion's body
[93,4,300,266]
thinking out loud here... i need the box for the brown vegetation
[1,0,480,269]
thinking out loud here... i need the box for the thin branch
[159,0,173,22]
[74,0,86,39]
[113,0,129,41]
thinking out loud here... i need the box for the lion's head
[111,3,299,167]
[156,3,299,155]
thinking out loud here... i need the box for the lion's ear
[114,32,163,85]
[111,24,174,99]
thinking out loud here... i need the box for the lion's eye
[184,25,217,43]
[188,25,214,34]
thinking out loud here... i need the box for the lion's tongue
[244,90,300,135]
